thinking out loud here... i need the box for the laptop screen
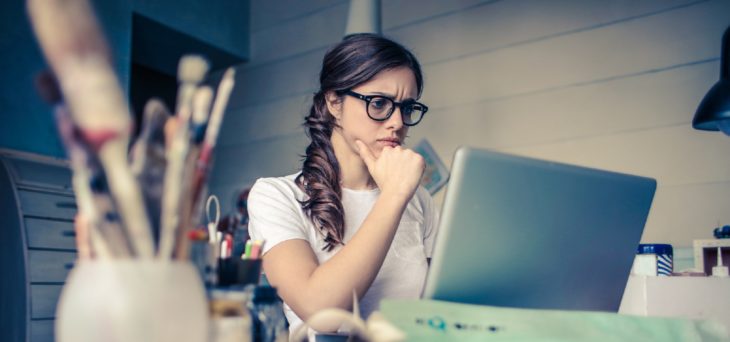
[422,147,656,312]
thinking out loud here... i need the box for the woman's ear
[324,91,343,120]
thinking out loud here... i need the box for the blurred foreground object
[27,1,236,340]
[28,0,236,260]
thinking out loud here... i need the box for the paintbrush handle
[204,68,236,147]
[158,115,191,259]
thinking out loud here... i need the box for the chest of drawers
[0,149,77,342]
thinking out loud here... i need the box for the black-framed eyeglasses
[343,90,428,126]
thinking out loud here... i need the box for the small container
[218,258,262,287]
[633,244,673,276]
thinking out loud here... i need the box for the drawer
[28,250,76,283]
[5,157,72,191]
[30,319,54,342]
[31,285,64,319]
[25,218,76,250]
[18,190,77,220]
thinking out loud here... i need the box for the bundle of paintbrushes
[27,0,235,260]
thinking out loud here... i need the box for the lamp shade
[345,0,381,36]
[692,26,730,136]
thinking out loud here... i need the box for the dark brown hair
[295,33,424,251]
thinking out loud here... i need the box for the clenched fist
[355,139,425,201]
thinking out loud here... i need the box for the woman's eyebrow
[369,91,416,102]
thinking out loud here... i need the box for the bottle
[249,285,287,342]
[634,244,673,276]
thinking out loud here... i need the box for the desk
[620,275,730,330]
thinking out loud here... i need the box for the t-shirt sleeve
[247,178,309,255]
[420,187,440,258]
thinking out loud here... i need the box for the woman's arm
[263,190,407,319]
[260,141,424,322]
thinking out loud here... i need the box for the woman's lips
[377,139,401,147]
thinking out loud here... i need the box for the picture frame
[412,139,449,195]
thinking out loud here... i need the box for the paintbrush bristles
[175,55,209,117]
[178,55,209,83]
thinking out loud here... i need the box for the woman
[247,33,438,336]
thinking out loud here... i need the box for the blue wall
[0,0,249,158]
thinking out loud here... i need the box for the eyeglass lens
[367,97,424,125]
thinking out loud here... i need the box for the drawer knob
[56,202,77,209]
[65,263,75,270]
[62,230,76,237]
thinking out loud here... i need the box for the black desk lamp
[692,26,730,136]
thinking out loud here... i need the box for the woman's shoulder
[252,173,299,189]
[250,172,306,202]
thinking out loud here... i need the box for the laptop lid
[422,147,656,312]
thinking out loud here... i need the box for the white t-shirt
[247,173,439,336]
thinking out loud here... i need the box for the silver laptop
[422,147,656,312]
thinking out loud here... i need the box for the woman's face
[328,66,418,158]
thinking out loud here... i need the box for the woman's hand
[355,140,425,200]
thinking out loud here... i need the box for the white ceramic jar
[55,260,209,342]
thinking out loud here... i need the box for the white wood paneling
[227,48,324,109]
[421,0,729,109]
[501,125,730,186]
[250,0,493,66]
[251,3,347,63]
[643,182,730,246]
[409,60,719,156]
[382,0,490,31]
[388,0,700,65]
[219,93,311,147]
[250,0,346,32]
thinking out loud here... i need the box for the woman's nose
[384,106,405,130]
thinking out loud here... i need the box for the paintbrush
[27,0,154,258]
[158,55,209,259]
[174,68,236,260]
[129,99,171,246]
[174,86,213,259]
[192,68,236,214]
[36,71,133,258]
